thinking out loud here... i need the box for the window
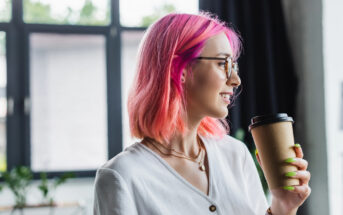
[0,32,6,172]
[23,0,110,26]
[30,33,108,171]
[120,0,198,27]
[3,0,198,178]
[121,31,145,149]
[0,0,11,22]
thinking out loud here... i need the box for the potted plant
[38,172,75,206]
[0,166,77,214]
[0,166,33,209]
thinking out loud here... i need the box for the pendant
[200,164,206,171]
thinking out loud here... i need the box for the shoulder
[206,134,251,166]
[96,142,148,180]
[210,134,249,156]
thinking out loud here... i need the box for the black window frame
[2,0,147,179]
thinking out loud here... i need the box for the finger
[288,184,312,199]
[285,157,308,171]
[285,170,311,185]
[293,143,303,158]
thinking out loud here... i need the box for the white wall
[282,0,343,214]
[323,0,343,214]
[281,0,329,214]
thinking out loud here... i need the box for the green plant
[0,166,33,208]
[233,128,269,196]
[38,172,75,205]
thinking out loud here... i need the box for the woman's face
[183,32,241,119]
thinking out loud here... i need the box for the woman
[93,12,311,215]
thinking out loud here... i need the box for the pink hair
[127,12,242,145]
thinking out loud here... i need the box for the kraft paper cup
[248,113,300,189]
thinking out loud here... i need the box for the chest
[140,141,211,196]
[164,154,210,196]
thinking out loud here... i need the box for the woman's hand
[255,144,311,215]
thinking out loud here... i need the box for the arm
[93,168,138,215]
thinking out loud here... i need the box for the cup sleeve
[93,168,138,215]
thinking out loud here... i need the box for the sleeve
[242,144,269,214]
[93,168,138,215]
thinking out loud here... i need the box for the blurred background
[0,0,341,214]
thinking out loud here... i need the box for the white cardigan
[93,134,269,215]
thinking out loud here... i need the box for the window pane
[121,31,145,149]
[30,33,108,171]
[0,0,11,22]
[24,0,110,26]
[0,32,7,172]
[120,0,198,27]
[341,82,343,130]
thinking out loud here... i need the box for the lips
[219,91,233,95]
[220,93,231,104]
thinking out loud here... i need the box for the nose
[227,71,241,88]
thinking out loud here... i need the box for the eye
[218,61,226,69]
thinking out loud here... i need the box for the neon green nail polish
[285,171,296,177]
[285,158,296,163]
[255,149,258,155]
[294,143,301,148]
[283,186,295,190]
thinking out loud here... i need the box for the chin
[219,110,229,119]
[209,107,228,119]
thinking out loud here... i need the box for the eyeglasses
[196,56,239,80]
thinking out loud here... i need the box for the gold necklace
[144,136,206,171]
[144,136,202,159]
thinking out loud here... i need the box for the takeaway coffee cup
[248,113,300,189]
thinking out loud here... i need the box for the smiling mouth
[220,93,231,104]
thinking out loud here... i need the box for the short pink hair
[127,12,242,145]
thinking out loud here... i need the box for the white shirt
[93,134,269,215]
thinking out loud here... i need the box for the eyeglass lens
[226,58,238,80]
[227,58,232,79]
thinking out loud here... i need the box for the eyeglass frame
[195,56,239,80]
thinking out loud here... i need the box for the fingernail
[283,186,295,190]
[294,143,301,148]
[255,149,258,155]
[285,158,296,163]
[285,171,297,177]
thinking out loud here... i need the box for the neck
[165,131,200,158]
[164,113,203,158]
[143,107,205,158]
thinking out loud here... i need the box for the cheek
[198,66,225,91]
[191,70,224,103]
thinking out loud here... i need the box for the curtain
[200,0,298,149]
[199,1,308,214]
